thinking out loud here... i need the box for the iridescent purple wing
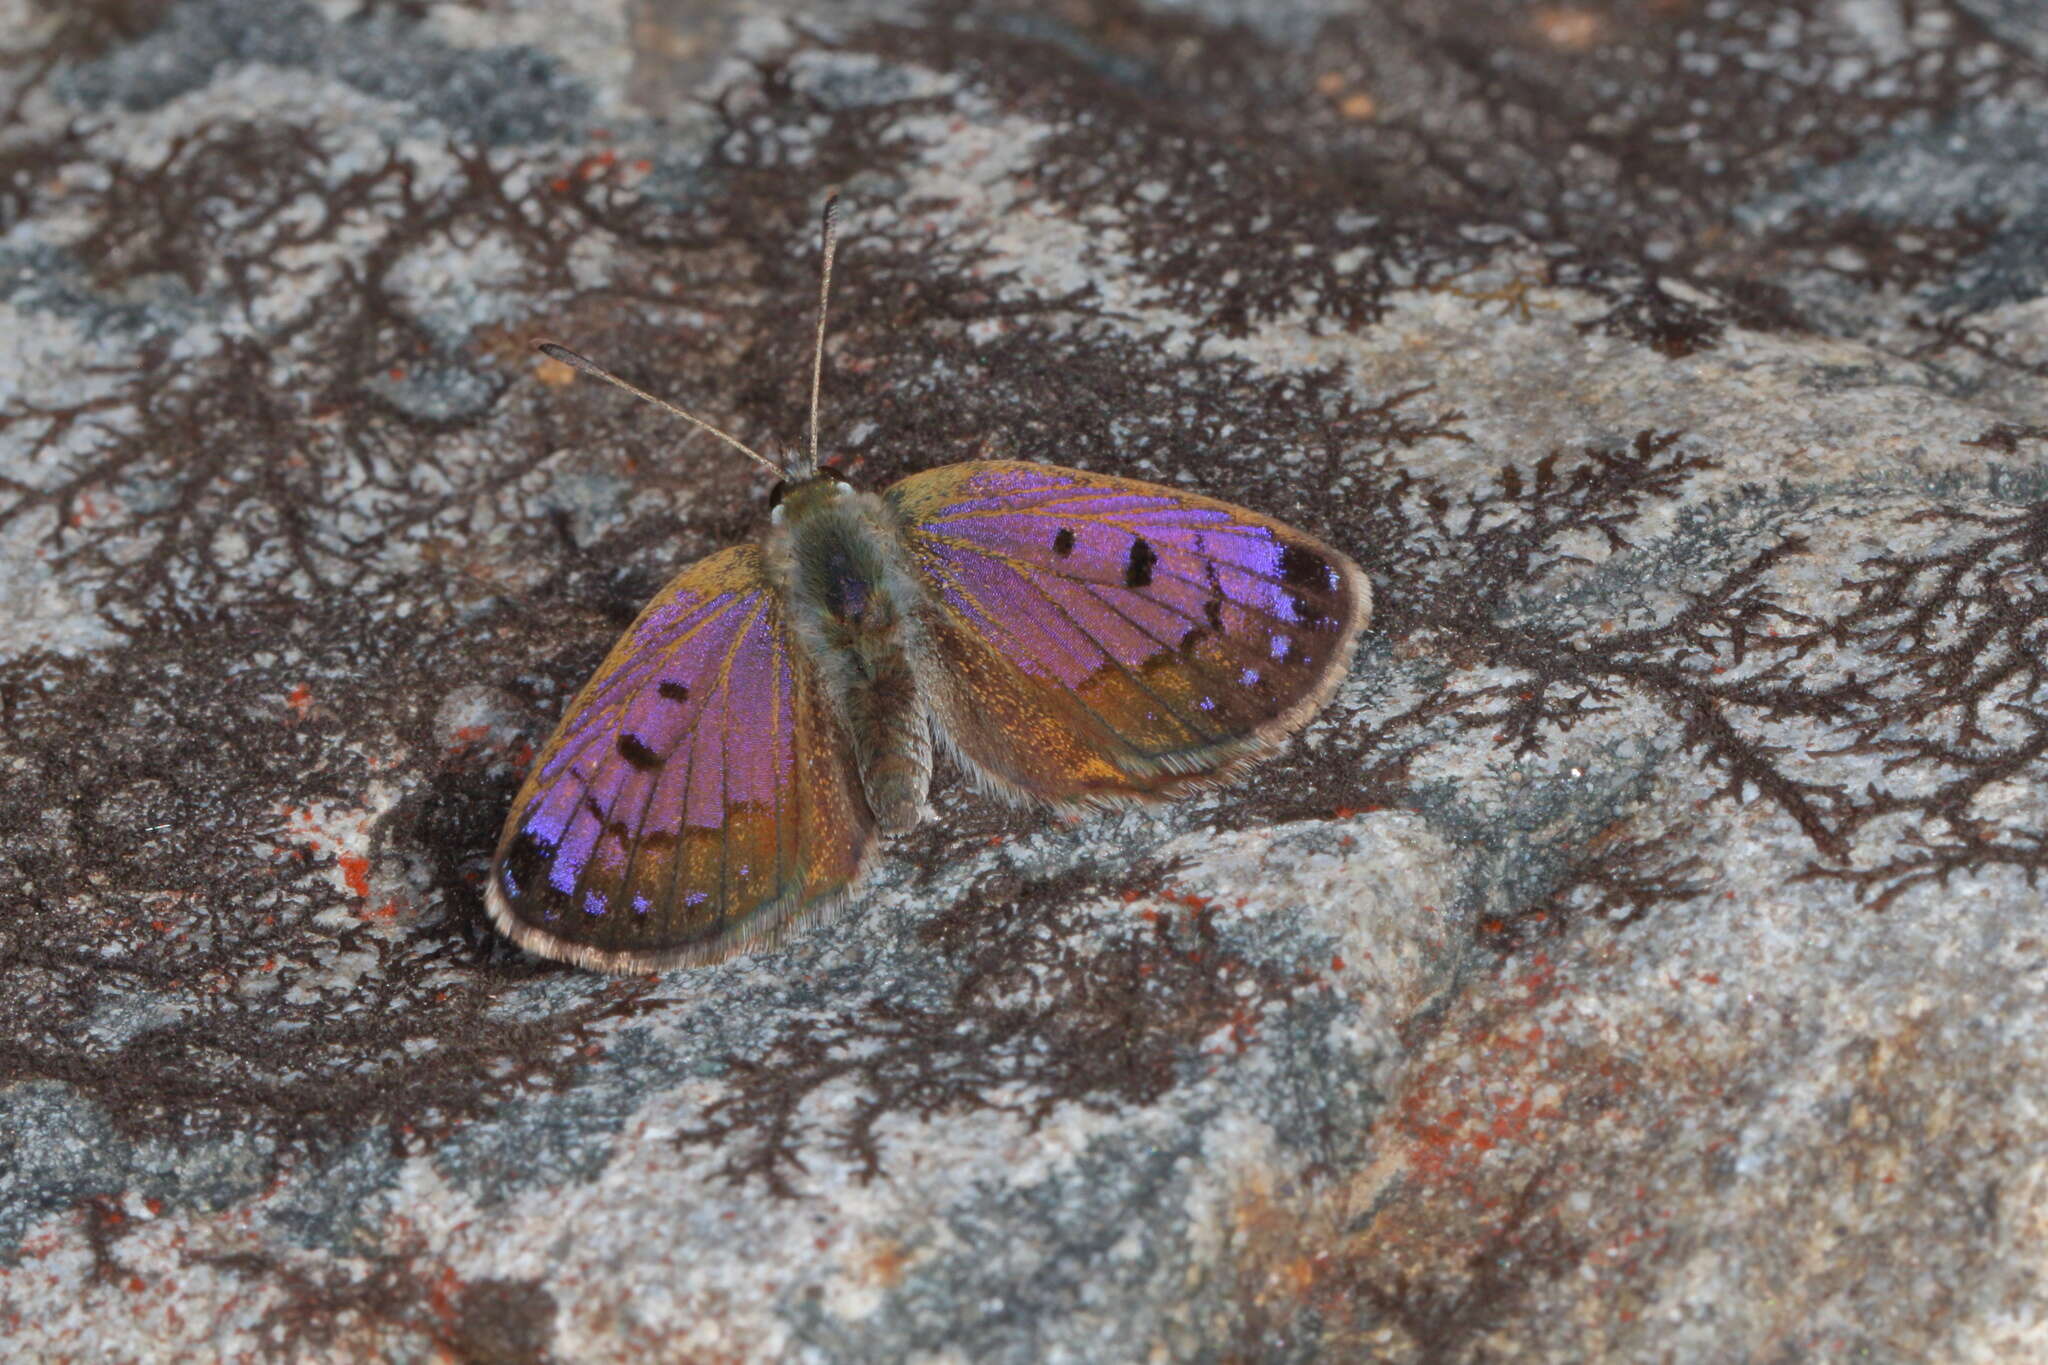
[487,545,874,970]
[886,460,1370,805]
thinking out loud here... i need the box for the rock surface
[3,0,2047,1359]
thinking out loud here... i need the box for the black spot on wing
[1053,527,1075,556]
[657,680,690,703]
[499,826,555,904]
[1124,536,1158,588]
[617,732,662,771]
[1278,543,1337,593]
[1288,590,1333,630]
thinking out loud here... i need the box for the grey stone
[3,0,2048,1360]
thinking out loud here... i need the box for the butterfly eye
[820,465,852,486]
[767,479,788,509]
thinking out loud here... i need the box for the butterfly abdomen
[771,484,935,835]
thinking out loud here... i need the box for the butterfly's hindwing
[488,545,875,970]
[887,460,1370,805]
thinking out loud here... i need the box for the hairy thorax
[763,480,934,833]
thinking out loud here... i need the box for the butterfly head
[767,464,854,524]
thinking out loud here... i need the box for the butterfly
[487,195,1372,972]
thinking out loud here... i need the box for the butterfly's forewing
[887,460,1370,805]
[488,545,876,970]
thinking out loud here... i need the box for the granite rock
[3,0,2047,1359]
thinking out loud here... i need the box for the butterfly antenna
[532,340,783,478]
[803,189,840,479]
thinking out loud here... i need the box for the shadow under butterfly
[489,194,1372,971]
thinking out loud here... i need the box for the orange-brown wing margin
[887,461,1370,807]
[487,545,875,970]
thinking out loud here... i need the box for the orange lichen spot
[339,853,370,898]
[285,684,312,717]
[1315,72,1346,96]
[1533,5,1605,51]
[1226,1004,1261,1047]
[1489,1094,1535,1142]
[1279,1255,1319,1296]
[427,1266,464,1323]
[1330,955,1345,972]
[1515,954,1560,1001]
[1338,92,1377,121]
[865,1240,910,1288]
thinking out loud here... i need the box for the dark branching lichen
[1799,501,2048,909]
[0,3,2043,1309]
[0,28,993,1168]
[200,1238,558,1360]
[676,860,1327,1195]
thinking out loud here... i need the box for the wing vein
[544,592,754,781]
[925,548,1163,740]
[919,528,1315,637]
[767,613,790,905]
[709,600,755,935]
[956,549,1222,748]
[656,678,700,944]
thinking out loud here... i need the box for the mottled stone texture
[2,0,2046,1359]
